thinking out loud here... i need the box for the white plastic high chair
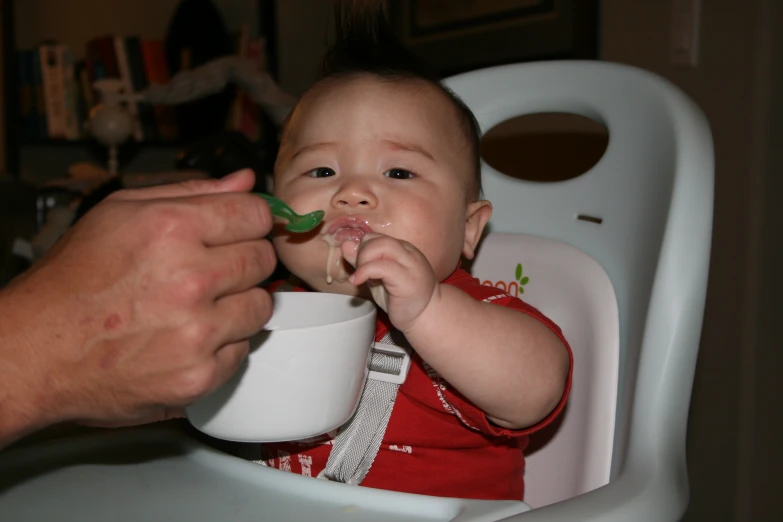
[443,59,714,521]
[0,61,713,522]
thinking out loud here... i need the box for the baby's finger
[340,240,360,268]
[350,258,406,287]
[355,233,388,259]
[355,234,412,267]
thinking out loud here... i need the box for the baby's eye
[384,168,415,180]
[307,167,336,178]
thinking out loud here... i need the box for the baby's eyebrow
[382,140,435,161]
[290,141,338,160]
[285,139,435,163]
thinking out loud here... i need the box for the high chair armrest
[496,467,688,522]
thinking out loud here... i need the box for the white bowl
[186,292,377,442]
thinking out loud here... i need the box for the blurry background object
[143,53,297,189]
[387,0,599,76]
[164,0,236,142]
[143,54,295,128]
[0,0,292,276]
[175,131,266,187]
[87,78,140,174]
[0,177,37,287]
[1,0,281,185]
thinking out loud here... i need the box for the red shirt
[259,268,573,501]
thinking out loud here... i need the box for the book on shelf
[38,45,67,139]
[124,36,157,141]
[16,49,36,140]
[15,35,183,143]
[58,45,82,140]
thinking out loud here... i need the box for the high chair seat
[0,60,713,522]
[469,233,619,509]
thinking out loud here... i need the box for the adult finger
[111,169,256,201]
[350,259,402,286]
[207,340,251,394]
[212,287,274,344]
[80,407,186,428]
[186,192,273,246]
[205,240,277,298]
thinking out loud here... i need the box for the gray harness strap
[318,330,411,485]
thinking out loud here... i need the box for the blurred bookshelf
[1,0,279,182]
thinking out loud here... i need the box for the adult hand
[0,169,276,448]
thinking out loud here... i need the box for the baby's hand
[341,234,437,332]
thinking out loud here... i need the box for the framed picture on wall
[388,0,599,76]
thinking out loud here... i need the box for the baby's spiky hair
[315,0,483,200]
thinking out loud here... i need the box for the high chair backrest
[444,61,713,520]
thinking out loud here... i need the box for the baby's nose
[332,184,378,208]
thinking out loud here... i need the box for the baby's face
[272,75,484,295]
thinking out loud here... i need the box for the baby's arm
[404,283,569,430]
[344,234,569,430]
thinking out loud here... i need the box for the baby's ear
[463,200,492,260]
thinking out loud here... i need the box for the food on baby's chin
[319,229,389,312]
[320,222,367,284]
[321,233,353,284]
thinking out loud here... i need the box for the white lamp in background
[88,79,140,175]
[86,57,297,176]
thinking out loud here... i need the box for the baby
[254,2,572,501]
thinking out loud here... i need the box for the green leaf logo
[515,263,530,294]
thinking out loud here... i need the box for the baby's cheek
[416,230,464,281]
[272,236,298,257]
[272,237,325,283]
[270,239,298,272]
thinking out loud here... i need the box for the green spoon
[254,193,325,233]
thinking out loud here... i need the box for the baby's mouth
[320,216,373,283]
[322,216,373,243]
